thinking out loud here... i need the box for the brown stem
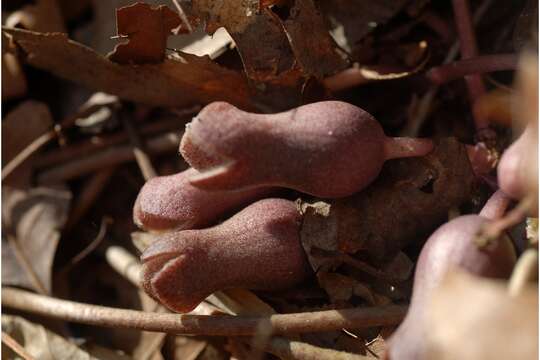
[452,0,488,131]
[262,337,370,360]
[476,196,533,247]
[2,288,407,336]
[428,54,518,84]
[37,131,183,184]
[35,114,190,169]
[402,0,494,137]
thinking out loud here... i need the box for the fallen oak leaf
[108,2,181,64]
[2,185,71,294]
[3,28,253,109]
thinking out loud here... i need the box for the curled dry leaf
[3,28,252,109]
[108,2,181,64]
[300,138,476,264]
[2,315,100,360]
[2,186,71,293]
[424,270,538,360]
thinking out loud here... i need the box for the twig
[508,249,538,297]
[171,0,193,33]
[37,131,183,184]
[1,331,36,360]
[452,0,488,131]
[476,196,533,247]
[1,130,56,181]
[427,54,518,84]
[36,114,191,169]
[67,217,111,267]
[2,287,407,336]
[324,42,429,92]
[64,168,115,233]
[263,337,370,360]
[121,114,158,180]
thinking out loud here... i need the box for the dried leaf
[109,3,181,64]
[282,0,348,77]
[300,138,476,263]
[2,315,97,360]
[2,185,71,293]
[192,0,296,78]
[425,270,538,360]
[317,272,377,305]
[190,1,307,110]
[3,28,252,109]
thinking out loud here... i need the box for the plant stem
[452,0,488,131]
[263,337,371,360]
[2,287,406,336]
[427,54,518,84]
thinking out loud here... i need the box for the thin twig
[67,217,111,267]
[2,287,407,336]
[427,54,518,84]
[476,196,533,247]
[508,249,538,297]
[263,337,370,360]
[37,131,183,184]
[2,130,56,181]
[172,0,193,33]
[36,114,191,169]
[1,331,36,360]
[121,114,158,180]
